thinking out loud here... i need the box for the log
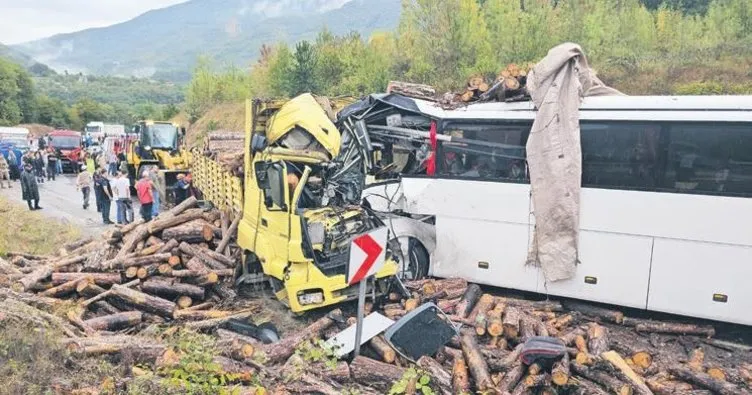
[76,281,106,297]
[141,279,205,300]
[137,265,159,280]
[601,350,654,395]
[125,266,139,279]
[173,310,234,321]
[452,354,471,395]
[460,332,492,391]
[216,214,241,256]
[157,239,180,254]
[120,253,172,270]
[147,208,205,234]
[183,272,219,287]
[139,242,165,256]
[161,220,211,243]
[12,255,87,291]
[179,242,234,270]
[610,338,653,370]
[571,362,632,395]
[437,298,460,314]
[454,283,482,319]
[520,316,537,342]
[350,356,406,392]
[63,236,95,252]
[118,226,150,258]
[0,257,23,276]
[417,356,452,395]
[51,272,122,286]
[503,306,522,339]
[496,297,564,312]
[586,323,609,355]
[41,277,89,298]
[369,335,396,363]
[108,283,176,318]
[183,310,254,331]
[563,301,624,324]
[572,377,610,395]
[262,310,340,364]
[184,301,214,311]
[635,322,715,337]
[668,366,742,395]
[468,293,495,335]
[91,300,121,315]
[552,352,570,386]
[512,374,551,395]
[499,361,526,392]
[386,81,436,101]
[183,256,210,273]
[176,296,193,309]
[82,311,143,331]
[202,223,221,242]
[161,196,199,219]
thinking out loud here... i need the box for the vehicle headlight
[144,146,152,151]
[298,290,324,306]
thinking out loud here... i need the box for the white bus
[358,95,752,325]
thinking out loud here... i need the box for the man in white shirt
[112,171,133,224]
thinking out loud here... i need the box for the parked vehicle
[49,129,83,172]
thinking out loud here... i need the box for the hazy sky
[0,0,188,44]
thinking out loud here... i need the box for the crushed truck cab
[192,94,399,313]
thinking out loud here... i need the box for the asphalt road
[0,173,140,236]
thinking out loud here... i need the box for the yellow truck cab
[126,120,189,200]
[191,94,399,312]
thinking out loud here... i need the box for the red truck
[48,130,83,172]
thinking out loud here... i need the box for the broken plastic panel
[384,302,458,362]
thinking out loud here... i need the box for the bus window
[581,122,661,190]
[664,123,752,197]
[438,121,529,182]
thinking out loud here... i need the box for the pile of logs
[459,63,536,104]
[359,277,752,395]
[201,131,245,174]
[1,196,247,331]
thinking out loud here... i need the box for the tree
[0,58,25,126]
[290,40,318,95]
[36,95,71,128]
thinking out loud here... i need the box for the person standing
[33,151,45,183]
[0,154,12,189]
[20,164,41,210]
[76,165,92,209]
[113,171,133,224]
[92,168,103,213]
[95,168,113,224]
[174,173,190,204]
[55,149,63,175]
[7,149,18,180]
[46,149,57,181]
[149,167,161,218]
[135,171,154,222]
[97,152,107,172]
[108,151,118,176]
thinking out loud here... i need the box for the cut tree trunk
[452,354,471,395]
[161,220,211,243]
[82,311,143,331]
[13,255,87,291]
[469,293,495,335]
[668,366,742,395]
[108,283,176,318]
[455,283,482,319]
[216,214,240,256]
[350,355,406,392]
[601,350,654,395]
[120,253,172,270]
[499,361,526,392]
[263,310,340,364]
[41,277,89,298]
[571,362,632,395]
[141,279,205,300]
[369,335,396,363]
[587,323,609,355]
[386,81,436,101]
[179,242,234,270]
[563,301,625,324]
[635,322,715,337]
[51,272,122,286]
[503,306,522,339]
[552,352,570,386]
[460,332,492,391]
[173,310,235,321]
[183,310,254,331]
[417,356,452,395]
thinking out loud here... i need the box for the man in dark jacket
[20,164,41,210]
[94,168,113,224]
[46,149,58,181]
[92,169,103,213]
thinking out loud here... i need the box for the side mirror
[255,162,270,189]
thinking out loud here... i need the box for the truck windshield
[143,124,177,150]
[50,136,80,149]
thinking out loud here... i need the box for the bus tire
[402,238,430,281]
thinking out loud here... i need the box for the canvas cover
[525,43,622,282]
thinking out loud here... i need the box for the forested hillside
[186,0,752,121]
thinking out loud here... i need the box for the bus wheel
[392,238,429,281]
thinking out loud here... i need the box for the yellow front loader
[125,120,189,202]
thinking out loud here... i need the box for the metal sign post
[347,227,388,358]
[353,275,368,357]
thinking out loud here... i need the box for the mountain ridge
[13,0,401,82]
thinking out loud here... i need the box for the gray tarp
[525,43,622,283]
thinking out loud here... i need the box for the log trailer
[189,94,400,313]
[125,120,189,202]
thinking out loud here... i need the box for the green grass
[0,195,80,256]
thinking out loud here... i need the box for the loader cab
[134,121,180,155]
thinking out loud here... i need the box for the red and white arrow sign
[347,227,388,285]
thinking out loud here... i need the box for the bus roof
[404,95,752,123]
[0,127,30,136]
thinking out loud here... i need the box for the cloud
[0,0,188,44]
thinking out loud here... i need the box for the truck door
[253,161,291,278]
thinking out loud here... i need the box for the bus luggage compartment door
[538,231,653,309]
[647,238,752,325]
